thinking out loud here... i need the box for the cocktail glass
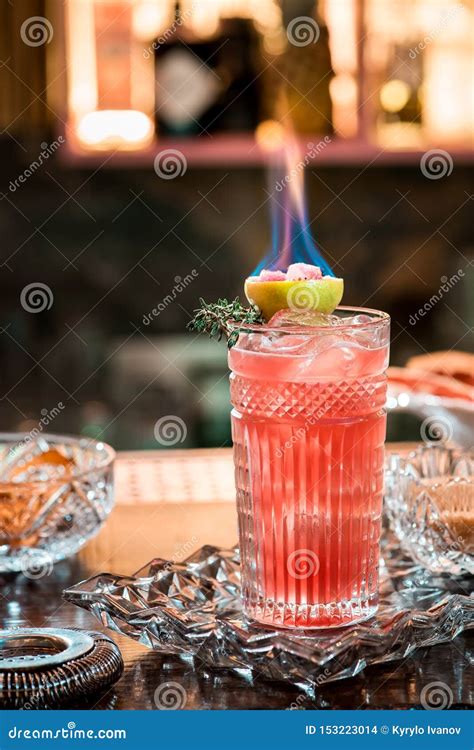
[229,306,390,629]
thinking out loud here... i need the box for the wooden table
[0,449,472,710]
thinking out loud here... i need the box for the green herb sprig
[188,297,264,348]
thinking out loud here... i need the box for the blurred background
[0,0,472,450]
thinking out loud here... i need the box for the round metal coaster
[0,628,123,708]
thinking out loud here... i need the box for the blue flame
[251,153,334,277]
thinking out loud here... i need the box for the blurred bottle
[67,0,155,150]
[154,17,262,136]
[262,0,333,135]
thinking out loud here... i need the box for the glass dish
[0,433,115,572]
[64,529,473,693]
[385,445,473,575]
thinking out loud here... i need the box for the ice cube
[342,314,373,326]
[268,310,341,328]
[235,332,269,352]
[297,333,358,359]
[259,333,310,354]
[341,317,382,349]
[331,313,387,349]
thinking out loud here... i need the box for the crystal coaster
[64,532,473,693]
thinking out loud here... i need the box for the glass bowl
[385,445,473,575]
[0,433,115,573]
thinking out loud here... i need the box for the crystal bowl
[385,445,473,575]
[0,433,115,573]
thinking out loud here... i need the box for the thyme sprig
[188,297,264,348]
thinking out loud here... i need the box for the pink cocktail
[229,307,390,629]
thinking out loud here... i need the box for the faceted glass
[0,434,115,572]
[385,445,473,576]
[228,307,390,628]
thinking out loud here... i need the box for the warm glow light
[329,73,358,136]
[423,4,474,143]
[76,110,154,149]
[66,0,97,117]
[377,122,423,149]
[66,0,156,152]
[398,393,410,408]
[262,30,286,55]
[253,0,282,33]
[181,0,281,38]
[255,120,286,152]
[323,1,358,138]
[323,0,358,72]
[330,73,357,105]
[132,1,173,41]
[366,0,473,145]
[380,79,411,113]
[424,44,474,141]
[183,0,221,37]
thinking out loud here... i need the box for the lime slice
[244,276,344,321]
